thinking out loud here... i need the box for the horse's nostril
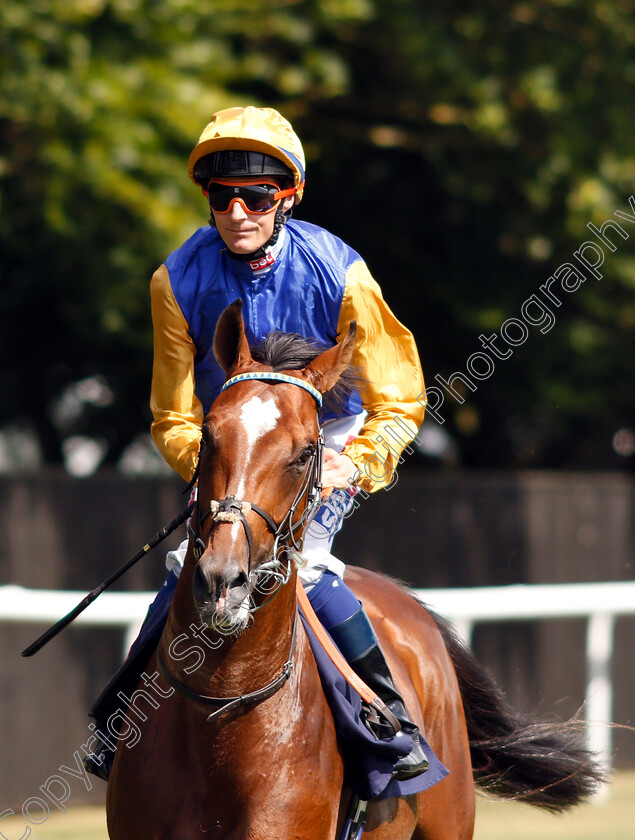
[193,564,211,603]
[229,572,248,592]
[193,560,249,608]
[225,571,250,611]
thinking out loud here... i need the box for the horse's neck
[160,566,298,699]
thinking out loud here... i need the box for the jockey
[84,106,428,782]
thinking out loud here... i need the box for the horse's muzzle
[192,557,251,634]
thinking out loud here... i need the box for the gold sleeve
[149,265,203,482]
[337,260,426,492]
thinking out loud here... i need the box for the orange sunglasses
[203,178,297,215]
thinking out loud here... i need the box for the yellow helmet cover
[188,106,305,202]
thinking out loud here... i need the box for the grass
[1,805,109,839]
[473,770,635,840]
[3,771,634,838]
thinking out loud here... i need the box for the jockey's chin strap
[188,372,325,580]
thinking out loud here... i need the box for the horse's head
[189,299,356,636]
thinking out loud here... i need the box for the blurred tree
[0,0,366,467]
[0,0,632,471]
[293,0,634,468]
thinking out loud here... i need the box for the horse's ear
[304,321,357,394]
[214,299,253,374]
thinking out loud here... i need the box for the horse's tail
[430,609,605,811]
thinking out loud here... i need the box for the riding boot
[350,644,429,779]
[82,571,178,781]
[83,725,116,782]
[82,636,158,781]
[327,606,429,780]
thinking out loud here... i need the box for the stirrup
[360,700,400,740]
[392,731,429,779]
[361,702,429,779]
[82,729,115,782]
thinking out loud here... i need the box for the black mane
[250,331,361,416]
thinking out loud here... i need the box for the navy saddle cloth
[298,610,449,800]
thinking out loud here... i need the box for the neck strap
[157,612,298,723]
[221,371,323,408]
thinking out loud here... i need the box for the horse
[106,300,601,840]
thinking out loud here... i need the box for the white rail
[415,581,635,788]
[2,581,634,782]
[0,585,150,654]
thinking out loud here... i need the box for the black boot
[351,645,429,779]
[327,607,429,780]
[83,614,163,781]
[83,728,116,782]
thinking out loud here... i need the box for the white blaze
[240,395,281,447]
[228,395,282,545]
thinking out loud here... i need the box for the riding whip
[21,501,195,657]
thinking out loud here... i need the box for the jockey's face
[211,179,294,255]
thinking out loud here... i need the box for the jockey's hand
[321,449,358,498]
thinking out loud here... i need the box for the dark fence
[1,468,633,810]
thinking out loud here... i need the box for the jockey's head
[188,106,305,261]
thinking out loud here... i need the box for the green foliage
[294,0,635,467]
[0,0,632,470]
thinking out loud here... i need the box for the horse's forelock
[251,332,319,371]
[250,331,361,415]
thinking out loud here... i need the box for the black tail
[431,610,605,811]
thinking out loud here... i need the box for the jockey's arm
[336,261,426,494]
[149,265,202,483]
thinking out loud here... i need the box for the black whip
[21,501,195,657]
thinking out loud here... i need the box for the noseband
[189,372,325,598]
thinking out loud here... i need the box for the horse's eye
[295,446,315,466]
[201,422,218,451]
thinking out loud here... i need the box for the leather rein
[159,371,323,722]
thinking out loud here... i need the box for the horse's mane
[250,331,362,416]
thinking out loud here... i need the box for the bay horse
[106,300,601,840]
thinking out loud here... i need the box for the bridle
[188,371,325,607]
[160,371,325,720]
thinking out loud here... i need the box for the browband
[221,371,323,408]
